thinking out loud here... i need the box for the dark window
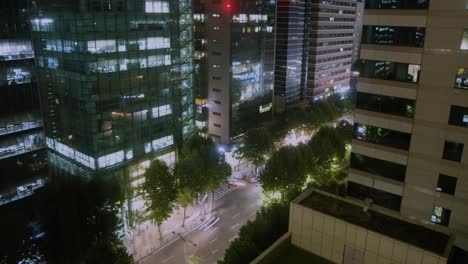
[358,60,420,83]
[212,88,221,93]
[362,26,425,48]
[213,112,221,116]
[347,181,402,211]
[213,123,221,128]
[213,100,221,104]
[356,92,415,118]
[350,153,407,182]
[448,105,468,128]
[354,123,412,151]
[437,174,457,195]
[455,67,468,90]
[431,206,451,227]
[442,141,464,162]
[212,76,222,80]
[365,0,429,9]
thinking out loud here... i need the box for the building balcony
[357,77,418,100]
[356,92,415,118]
[0,119,43,137]
[0,142,45,160]
[360,44,423,65]
[364,10,427,28]
[354,109,413,134]
[351,139,409,166]
[0,178,46,207]
[348,168,404,196]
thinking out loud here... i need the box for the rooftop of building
[251,233,332,264]
[297,189,451,255]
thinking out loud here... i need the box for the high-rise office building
[348,0,468,250]
[0,0,46,206]
[273,0,360,111]
[273,0,311,110]
[193,0,275,144]
[31,0,193,222]
[306,0,357,101]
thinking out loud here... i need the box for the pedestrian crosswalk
[213,183,239,201]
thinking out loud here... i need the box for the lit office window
[431,206,451,226]
[194,14,205,21]
[157,151,175,166]
[461,29,468,50]
[140,37,170,50]
[145,1,169,13]
[152,104,172,118]
[98,150,125,168]
[455,67,468,89]
[233,14,248,23]
[212,13,220,18]
[213,26,220,30]
[152,135,174,151]
[87,40,116,54]
[132,110,148,122]
[212,64,221,68]
[0,40,34,60]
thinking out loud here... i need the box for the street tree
[308,126,346,164]
[141,159,177,239]
[219,201,289,264]
[174,156,201,227]
[235,127,274,176]
[187,255,202,264]
[259,146,307,198]
[46,176,133,264]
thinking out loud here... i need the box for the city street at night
[141,182,262,264]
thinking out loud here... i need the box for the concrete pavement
[140,182,262,264]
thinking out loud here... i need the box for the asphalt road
[140,183,262,264]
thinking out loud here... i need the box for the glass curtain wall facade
[196,0,275,143]
[274,0,311,110]
[32,0,193,221]
[0,0,46,206]
[230,1,275,138]
[306,0,357,101]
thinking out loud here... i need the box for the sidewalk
[125,196,212,262]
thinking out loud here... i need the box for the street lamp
[172,231,197,263]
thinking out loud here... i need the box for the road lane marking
[162,256,174,263]
[198,217,215,230]
[230,223,240,230]
[141,218,208,261]
[211,249,218,255]
[203,217,220,231]
[249,212,256,218]
[209,237,218,244]
[229,235,238,242]
[231,213,240,219]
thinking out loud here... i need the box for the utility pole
[172,231,197,263]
